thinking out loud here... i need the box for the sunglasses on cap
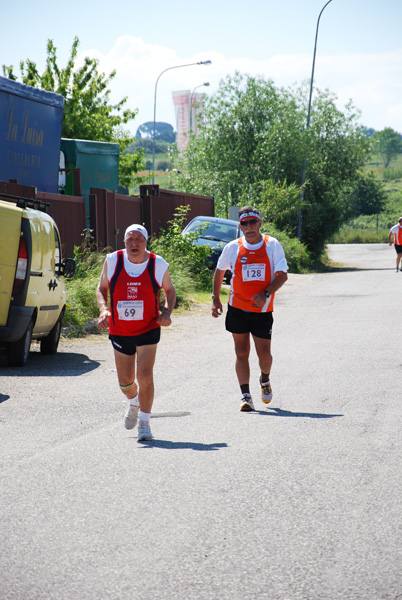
[240,219,259,226]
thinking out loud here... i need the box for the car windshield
[186,220,238,243]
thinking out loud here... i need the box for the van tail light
[12,237,28,296]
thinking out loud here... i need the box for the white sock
[129,394,139,407]
[139,410,151,422]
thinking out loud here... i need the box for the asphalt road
[1,244,401,600]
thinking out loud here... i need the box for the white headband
[124,224,148,241]
[239,211,261,222]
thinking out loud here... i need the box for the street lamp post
[190,82,210,131]
[152,60,211,185]
[297,0,334,240]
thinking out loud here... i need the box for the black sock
[261,372,270,383]
[240,384,250,395]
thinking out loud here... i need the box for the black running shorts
[225,305,273,340]
[109,328,161,356]
[394,244,402,254]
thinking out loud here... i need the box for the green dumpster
[60,138,119,222]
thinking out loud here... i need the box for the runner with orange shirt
[388,217,402,272]
[212,206,288,412]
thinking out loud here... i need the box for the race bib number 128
[242,263,266,282]
[117,301,144,320]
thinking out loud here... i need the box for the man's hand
[251,292,267,308]
[212,298,223,318]
[98,309,111,330]
[158,309,172,327]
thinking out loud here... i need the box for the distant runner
[388,217,402,272]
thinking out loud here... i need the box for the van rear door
[26,210,65,334]
[0,202,22,326]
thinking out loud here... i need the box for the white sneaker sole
[262,395,273,405]
[124,406,139,430]
[137,421,153,441]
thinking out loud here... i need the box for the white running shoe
[138,420,153,441]
[240,394,255,412]
[124,404,139,430]
[260,377,273,404]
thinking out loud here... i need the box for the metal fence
[37,192,86,258]
[140,185,215,237]
[89,187,142,251]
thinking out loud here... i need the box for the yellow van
[0,194,75,366]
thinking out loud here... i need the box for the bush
[262,222,313,273]
[63,245,107,334]
[149,206,214,291]
[156,159,173,171]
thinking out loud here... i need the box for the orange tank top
[229,236,275,313]
[393,225,402,245]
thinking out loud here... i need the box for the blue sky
[2,0,402,136]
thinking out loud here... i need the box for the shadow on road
[255,408,343,419]
[137,440,228,451]
[0,351,101,376]
[0,394,10,404]
[152,411,191,419]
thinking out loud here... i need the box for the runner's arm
[269,270,288,294]
[212,268,225,318]
[96,260,111,330]
[252,270,288,307]
[158,269,176,326]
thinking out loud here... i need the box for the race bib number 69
[117,301,144,321]
[242,263,266,282]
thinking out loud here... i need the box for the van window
[30,217,42,270]
[54,226,62,276]
[41,219,53,271]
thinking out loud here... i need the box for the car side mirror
[62,258,76,279]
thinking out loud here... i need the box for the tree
[176,72,370,257]
[372,127,402,168]
[136,122,176,143]
[2,37,145,187]
[361,126,375,139]
[348,171,387,216]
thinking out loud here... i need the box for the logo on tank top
[127,283,139,299]
[241,256,247,263]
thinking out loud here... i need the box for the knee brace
[119,381,135,391]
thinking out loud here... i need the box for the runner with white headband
[96,223,176,441]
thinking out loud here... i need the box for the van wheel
[7,319,33,366]
[40,315,62,355]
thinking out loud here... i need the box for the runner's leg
[136,344,158,413]
[252,335,272,376]
[113,349,137,401]
[232,333,251,386]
